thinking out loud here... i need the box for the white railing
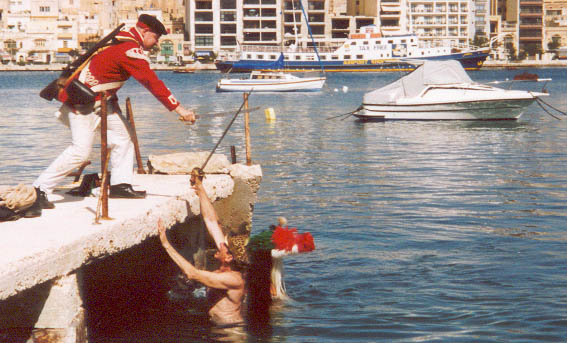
[241,44,339,53]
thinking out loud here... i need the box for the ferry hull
[215,51,489,73]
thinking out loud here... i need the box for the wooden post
[243,93,251,166]
[125,97,146,174]
[100,92,110,219]
[94,150,111,224]
[230,145,237,164]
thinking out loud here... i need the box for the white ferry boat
[215,25,490,73]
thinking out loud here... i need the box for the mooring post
[231,145,237,164]
[243,93,251,166]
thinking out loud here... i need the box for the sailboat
[216,0,326,92]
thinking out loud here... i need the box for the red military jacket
[71,27,179,111]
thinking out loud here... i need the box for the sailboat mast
[297,0,325,73]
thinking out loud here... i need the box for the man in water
[157,170,246,326]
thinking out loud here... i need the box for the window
[356,54,363,59]
[344,55,351,59]
[295,55,301,60]
[221,36,237,46]
[35,39,46,48]
[195,36,213,46]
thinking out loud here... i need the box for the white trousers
[33,102,134,193]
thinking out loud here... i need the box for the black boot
[36,188,55,209]
[23,193,42,218]
[109,183,146,199]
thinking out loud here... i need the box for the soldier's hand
[176,105,197,124]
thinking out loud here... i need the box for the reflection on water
[2,69,567,342]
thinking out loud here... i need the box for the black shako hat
[138,14,167,36]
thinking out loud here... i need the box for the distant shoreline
[0,63,218,72]
[482,60,567,68]
[1,60,567,72]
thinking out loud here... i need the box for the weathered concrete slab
[147,151,231,175]
[0,164,262,301]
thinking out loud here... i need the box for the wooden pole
[94,150,111,224]
[125,97,146,174]
[230,145,237,164]
[244,93,251,166]
[100,92,109,219]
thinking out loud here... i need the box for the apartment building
[544,0,567,49]
[186,0,481,55]
[406,0,473,47]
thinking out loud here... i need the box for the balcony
[308,13,325,22]
[244,20,260,29]
[308,2,325,11]
[221,11,236,22]
[221,24,237,34]
[284,13,301,22]
[195,24,213,34]
[196,1,212,9]
[221,0,236,9]
[195,13,213,22]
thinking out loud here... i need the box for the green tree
[548,37,561,51]
[470,33,489,48]
[505,43,517,61]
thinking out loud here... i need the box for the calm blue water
[1,68,567,342]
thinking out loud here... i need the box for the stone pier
[0,154,262,343]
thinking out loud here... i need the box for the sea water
[1,68,566,342]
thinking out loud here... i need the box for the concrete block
[147,152,230,175]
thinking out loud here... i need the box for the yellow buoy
[265,107,276,121]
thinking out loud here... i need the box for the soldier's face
[142,30,160,50]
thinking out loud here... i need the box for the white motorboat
[216,70,326,92]
[356,60,549,121]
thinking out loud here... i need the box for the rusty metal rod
[200,90,252,171]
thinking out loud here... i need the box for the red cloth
[60,27,179,111]
[271,226,315,253]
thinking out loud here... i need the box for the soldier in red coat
[29,15,196,216]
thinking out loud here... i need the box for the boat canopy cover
[363,60,473,104]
